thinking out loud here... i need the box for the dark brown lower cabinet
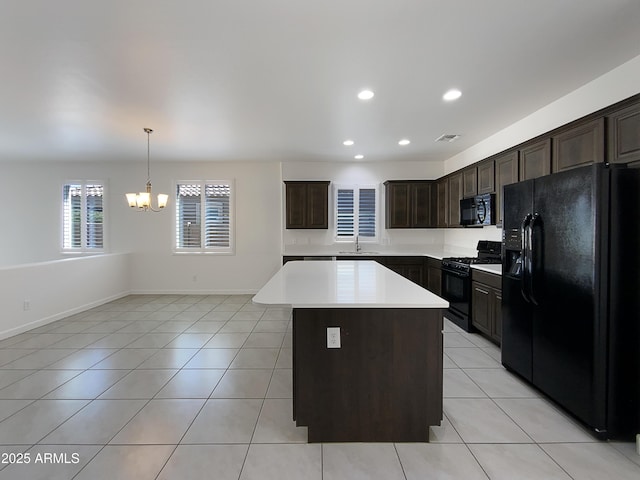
[293,307,443,442]
[426,258,442,295]
[384,258,425,286]
[471,269,502,345]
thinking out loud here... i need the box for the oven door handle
[520,213,532,303]
[441,267,470,279]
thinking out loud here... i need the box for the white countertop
[471,264,502,275]
[253,260,449,309]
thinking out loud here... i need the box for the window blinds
[176,181,232,251]
[62,183,104,250]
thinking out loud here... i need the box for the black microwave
[459,193,496,226]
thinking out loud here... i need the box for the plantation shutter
[176,181,233,252]
[205,184,231,248]
[63,184,82,249]
[358,188,376,238]
[336,188,355,237]
[63,183,104,250]
[176,184,202,248]
[86,185,104,248]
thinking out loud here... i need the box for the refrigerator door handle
[520,213,533,303]
[529,213,542,305]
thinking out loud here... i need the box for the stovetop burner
[441,240,502,271]
[443,257,502,265]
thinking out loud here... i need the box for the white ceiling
[2,0,640,164]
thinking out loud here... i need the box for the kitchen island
[253,260,448,442]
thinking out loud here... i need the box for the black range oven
[441,240,502,332]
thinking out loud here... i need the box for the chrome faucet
[355,235,361,252]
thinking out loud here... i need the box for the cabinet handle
[475,287,489,294]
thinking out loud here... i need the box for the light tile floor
[0,294,637,479]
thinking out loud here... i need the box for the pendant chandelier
[125,128,169,211]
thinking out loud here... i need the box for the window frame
[333,183,379,244]
[174,179,235,255]
[61,180,106,254]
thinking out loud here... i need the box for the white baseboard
[0,291,130,341]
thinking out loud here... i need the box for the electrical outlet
[327,327,341,348]
[23,300,30,311]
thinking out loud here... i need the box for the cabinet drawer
[471,269,501,289]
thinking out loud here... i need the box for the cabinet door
[552,118,604,173]
[285,183,307,228]
[495,151,519,227]
[436,178,448,228]
[306,183,329,228]
[492,290,502,343]
[608,101,640,164]
[412,182,434,228]
[385,262,423,286]
[519,138,551,180]
[477,160,495,194]
[385,182,411,228]
[448,172,463,227]
[462,167,478,198]
[472,281,491,335]
[427,266,442,295]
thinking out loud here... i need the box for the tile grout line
[73,294,235,480]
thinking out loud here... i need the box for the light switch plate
[327,327,341,348]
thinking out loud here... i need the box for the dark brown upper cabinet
[495,150,519,227]
[477,160,495,194]
[519,138,551,180]
[448,172,463,227]
[411,181,436,228]
[436,177,448,228]
[608,100,640,164]
[284,181,330,229]
[384,180,435,229]
[552,118,604,173]
[462,166,478,198]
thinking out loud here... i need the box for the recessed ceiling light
[398,139,411,146]
[354,154,364,160]
[357,89,374,100]
[443,89,462,101]
[343,139,354,146]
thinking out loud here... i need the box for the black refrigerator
[502,163,640,439]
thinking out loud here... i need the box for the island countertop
[253,260,449,309]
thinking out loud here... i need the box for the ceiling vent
[435,134,461,143]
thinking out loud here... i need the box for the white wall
[0,159,282,286]
[443,226,502,253]
[444,53,640,175]
[0,254,130,339]
[126,161,282,294]
[0,161,119,266]
[282,160,447,250]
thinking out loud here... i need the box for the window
[175,180,234,253]
[335,185,378,242]
[62,182,105,252]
